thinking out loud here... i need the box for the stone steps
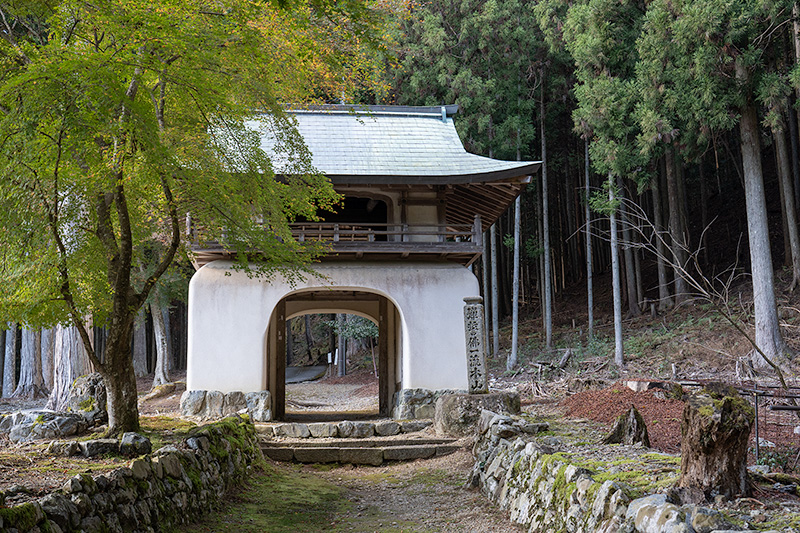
[261,437,461,465]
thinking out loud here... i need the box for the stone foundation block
[275,423,311,438]
[294,447,340,463]
[263,447,294,462]
[308,423,338,438]
[374,421,400,436]
[339,448,383,466]
[433,392,520,437]
[350,422,375,438]
[383,445,435,461]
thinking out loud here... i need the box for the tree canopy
[0,0,386,432]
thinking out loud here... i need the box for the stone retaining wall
[0,416,263,533]
[471,411,748,533]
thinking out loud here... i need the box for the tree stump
[678,384,754,501]
[603,405,650,446]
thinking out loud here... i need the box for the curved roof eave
[278,163,541,185]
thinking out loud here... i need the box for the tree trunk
[652,171,673,310]
[774,116,800,290]
[699,161,709,266]
[304,315,315,362]
[738,60,787,369]
[151,298,171,388]
[788,98,800,212]
[541,90,553,350]
[337,313,346,377]
[585,140,594,339]
[3,324,17,398]
[618,176,641,317]
[41,328,54,391]
[12,329,47,399]
[793,2,800,211]
[508,195,521,371]
[0,329,4,396]
[482,229,492,355]
[286,318,294,367]
[609,174,624,367]
[490,224,500,357]
[100,317,140,433]
[679,386,753,501]
[47,324,94,411]
[665,147,689,304]
[132,309,148,378]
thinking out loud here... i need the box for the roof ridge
[282,104,459,118]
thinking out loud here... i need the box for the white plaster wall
[187,261,479,393]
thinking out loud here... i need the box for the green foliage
[325,315,378,340]
[502,234,544,260]
[0,0,368,329]
[394,0,544,160]
[756,447,799,474]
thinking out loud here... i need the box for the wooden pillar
[378,297,390,417]
[275,300,286,421]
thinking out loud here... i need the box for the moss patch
[179,463,345,533]
[0,502,40,530]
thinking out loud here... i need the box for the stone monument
[463,296,488,394]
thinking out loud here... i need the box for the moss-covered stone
[0,501,41,530]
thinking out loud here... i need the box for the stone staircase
[258,419,461,466]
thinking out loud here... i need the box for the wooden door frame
[270,293,396,421]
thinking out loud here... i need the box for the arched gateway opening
[266,289,401,421]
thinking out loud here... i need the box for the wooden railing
[188,215,483,266]
[290,215,482,247]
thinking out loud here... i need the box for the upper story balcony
[190,215,483,269]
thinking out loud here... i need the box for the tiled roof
[251,105,540,184]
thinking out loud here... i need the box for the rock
[48,415,86,437]
[186,435,210,451]
[65,373,107,426]
[180,390,207,417]
[153,452,183,478]
[275,423,310,438]
[39,493,79,531]
[47,440,81,457]
[684,504,734,533]
[81,439,119,457]
[9,422,36,443]
[244,391,272,422]
[748,464,770,475]
[434,392,521,437]
[350,422,374,438]
[119,432,152,456]
[337,421,355,438]
[140,382,177,402]
[222,391,247,416]
[602,405,650,447]
[400,420,432,433]
[374,421,400,436]
[204,391,224,418]
[394,388,466,420]
[678,384,754,501]
[129,458,151,480]
[308,423,338,438]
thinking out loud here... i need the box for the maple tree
[0,0,381,434]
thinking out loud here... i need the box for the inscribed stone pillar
[463,297,488,394]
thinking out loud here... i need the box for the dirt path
[186,449,522,533]
[315,450,522,532]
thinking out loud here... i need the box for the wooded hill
[387,0,800,371]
